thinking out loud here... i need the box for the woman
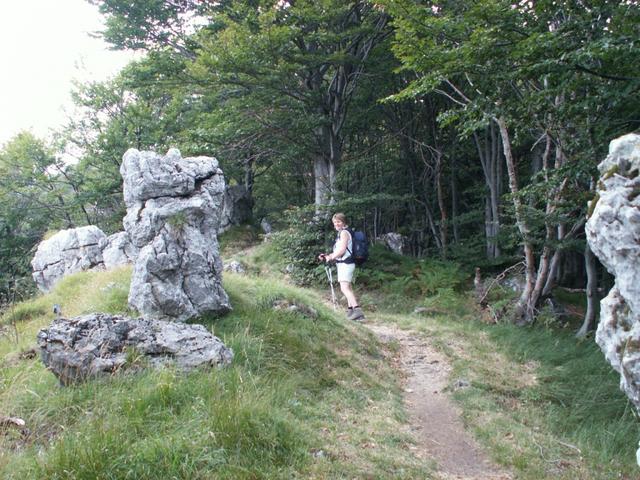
[318,213,365,321]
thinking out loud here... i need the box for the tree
[0,133,74,303]
[381,0,640,323]
[91,0,391,209]
[62,53,195,232]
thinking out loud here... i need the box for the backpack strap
[345,227,353,256]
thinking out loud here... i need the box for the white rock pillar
[586,133,640,465]
[120,148,231,322]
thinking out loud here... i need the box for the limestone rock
[378,232,406,255]
[260,218,272,234]
[586,133,640,464]
[272,299,318,319]
[223,260,246,274]
[31,226,106,292]
[218,184,253,233]
[37,313,233,385]
[101,232,138,269]
[120,148,213,207]
[121,148,231,322]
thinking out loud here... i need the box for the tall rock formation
[121,148,231,322]
[586,133,640,464]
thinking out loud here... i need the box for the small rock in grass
[452,379,471,390]
[272,299,318,319]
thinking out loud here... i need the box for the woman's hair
[332,212,348,224]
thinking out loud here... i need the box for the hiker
[318,213,365,321]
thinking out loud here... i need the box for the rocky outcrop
[586,133,640,463]
[121,148,231,322]
[31,226,107,292]
[378,232,406,255]
[100,232,138,269]
[37,313,233,385]
[219,184,252,233]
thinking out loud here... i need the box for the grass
[219,224,262,257]
[0,252,431,479]
[1,239,639,479]
[339,244,639,479]
[377,298,640,479]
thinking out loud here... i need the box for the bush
[271,206,331,285]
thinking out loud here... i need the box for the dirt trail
[367,323,511,480]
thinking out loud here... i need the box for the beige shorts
[336,262,355,283]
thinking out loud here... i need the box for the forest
[3,1,640,478]
[1,0,639,328]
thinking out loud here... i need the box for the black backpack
[343,228,369,266]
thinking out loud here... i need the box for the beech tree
[91,0,390,209]
[0,0,636,316]
[381,0,640,324]
[0,133,75,302]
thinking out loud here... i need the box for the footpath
[366,320,512,480]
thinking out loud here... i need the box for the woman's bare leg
[339,281,358,307]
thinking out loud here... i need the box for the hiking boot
[349,307,365,322]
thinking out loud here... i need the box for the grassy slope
[1,237,639,479]
[0,264,429,479]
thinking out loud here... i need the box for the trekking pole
[324,265,337,310]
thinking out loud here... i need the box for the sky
[0,0,136,146]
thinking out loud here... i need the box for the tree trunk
[577,177,599,337]
[474,126,501,259]
[576,242,599,338]
[490,124,502,257]
[422,199,442,251]
[451,154,460,244]
[313,117,340,209]
[307,8,389,209]
[314,155,335,209]
[243,154,256,216]
[528,133,556,309]
[435,150,447,258]
[542,247,562,298]
[495,117,537,325]
[484,198,494,257]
